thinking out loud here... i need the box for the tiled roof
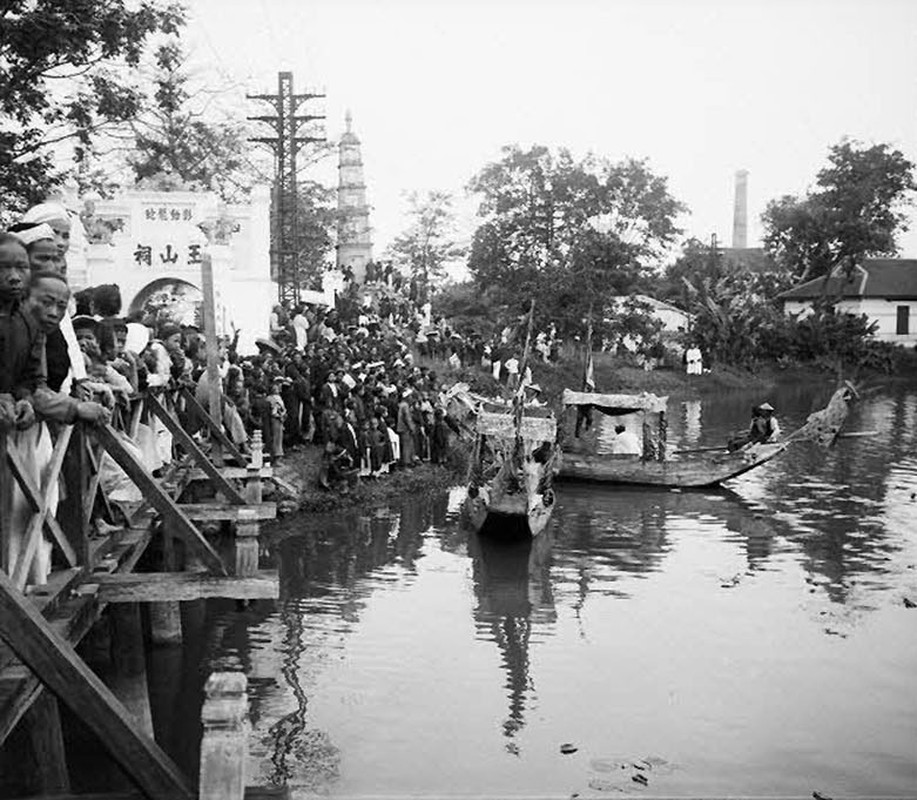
[778,259,917,301]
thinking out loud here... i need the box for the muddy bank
[267,445,464,521]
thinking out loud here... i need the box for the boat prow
[462,409,558,539]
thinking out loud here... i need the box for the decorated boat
[463,404,559,538]
[557,383,856,488]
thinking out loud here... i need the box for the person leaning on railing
[0,233,42,431]
[23,270,111,426]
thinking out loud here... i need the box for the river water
[180,380,917,797]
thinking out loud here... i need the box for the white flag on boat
[584,348,595,391]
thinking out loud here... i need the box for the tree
[292,181,337,291]
[127,40,258,201]
[387,191,465,303]
[762,139,917,281]
[659,238,727,303]
[467,145,684,336]
[0,0,185,220]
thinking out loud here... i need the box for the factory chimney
[732,169,748,249]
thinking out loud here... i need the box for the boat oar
[671,445,729,455]
[672,430,877,455]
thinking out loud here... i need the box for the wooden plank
[26,567,83,615]
[83,437,116,524]
[59,424,91,566]
[109,603,154,736]
[179,386,246,466]
[0,432,11,574]
[189,466,273,481]
[92,424,227,576]
[94,571,279,603]
[11,426,75,589]
[179,503,276,522]
[25,690,70,794]
[145,394,245,505]
[4,793,141,800]
[127,458,195,526]
[0,530,152,747]
[245,788,291,800]
[0,570,194,799]
[6,445,78,572]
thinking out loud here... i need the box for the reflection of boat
[468,529,554,745]
[463,405,558,538]
[557,385,855,488]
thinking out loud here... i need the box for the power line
[248,71,326,305]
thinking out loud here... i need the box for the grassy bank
[420,350,776,407]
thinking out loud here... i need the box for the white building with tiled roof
[778,258,917,345]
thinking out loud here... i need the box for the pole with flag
[583,303,595,391]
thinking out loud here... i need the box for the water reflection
[468,531,555,748]
[176,383,917,797]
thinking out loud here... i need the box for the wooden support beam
[10,426,74,589]
[179,386,246,466]
[145,394,245,505]
[149,521,182,646]
[94,571,279,603]
[4,793,142,800]
[92,424,227,576]
[83,436,116,524]
[109,603,154,736]
[60,425,92,566]
[188,466,273,481]
[0,570,194,800]
[6,444,77,575]
[0,531,151,747]
[179,503,276,522]
[25,689,70,794]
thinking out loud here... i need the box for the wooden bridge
[0,384,284,800]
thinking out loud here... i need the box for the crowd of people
[238,294,459,491]
[0,200,468,571]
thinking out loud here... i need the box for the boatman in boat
[750,402,780,443]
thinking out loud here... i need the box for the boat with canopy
[557,384,855,488]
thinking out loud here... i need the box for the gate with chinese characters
[76,188,274,354]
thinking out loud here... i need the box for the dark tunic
[0,305,44,399]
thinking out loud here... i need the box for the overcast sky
[184,0,917,263]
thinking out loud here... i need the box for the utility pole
[248,72,325,306]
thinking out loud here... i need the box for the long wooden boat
[558,439,788,487]
[463,408,559,538]
[557,384,855,489]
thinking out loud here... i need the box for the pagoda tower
[336,111,373,282]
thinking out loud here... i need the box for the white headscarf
[11,223,55,246]
[21,202,70,226]
[125,322,151,355]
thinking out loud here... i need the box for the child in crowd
[267,378,287,462]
